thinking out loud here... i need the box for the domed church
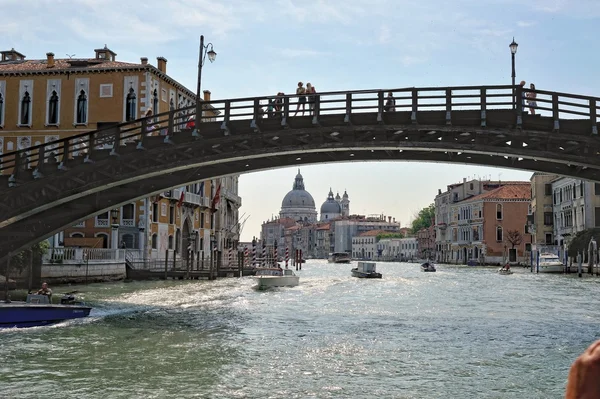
[320,189,350,221]
[279,169,318,223]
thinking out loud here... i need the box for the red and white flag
[211,183,221,212]
[177,186,185,207]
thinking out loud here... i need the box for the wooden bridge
[0,84,599,260]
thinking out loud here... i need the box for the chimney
[203,90,211,102]
[463,177,467,183]
[140,57,148,65]
[46,52,55,68]
[156,57,167,73]
[388,216,392,223]
[438,188,442,195]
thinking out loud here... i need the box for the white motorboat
[537,253,564,273]
[328,252,351,263]
[254,267,299,289]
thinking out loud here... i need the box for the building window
[20,91,31,125]
[200,212,205,227]
[595,207,600,227]
[169,205,175,224]
[152,202,159,223]
[545,233,553,245]
[152,89,159,121]
[70,232,84,238]
[151,234,158,249]
[76,90,87,124]
[544,184,552,196]
[0,92,3,126]
[168,235,174,250]
[525,243,532,252]
[544,212,553,226]
[496,204,503,220]
[48,90,59,125]
[126,88,137,121]
[595,183,600,196]
[496,226,503,242]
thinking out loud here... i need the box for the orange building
[0,46,240,261]
[448,182,532,265]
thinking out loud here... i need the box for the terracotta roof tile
[316,223,330,230]
[466,182,531,202]
[0,58,143,73]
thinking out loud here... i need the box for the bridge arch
[0,84,599,261]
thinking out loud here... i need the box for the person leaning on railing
[566,339,600,398]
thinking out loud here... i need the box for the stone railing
[43,248,126,263]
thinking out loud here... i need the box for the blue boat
[0,293,92,329]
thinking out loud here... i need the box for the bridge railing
[1,85,599,179]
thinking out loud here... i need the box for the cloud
[279,48,328,58]
[517,20,537,27]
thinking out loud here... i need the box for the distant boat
[351,261,382,278]
[498,267,514,275]
[421,262,436,272]
[0,293,91,329]
[537,253,564,273]
[254,267,299,290]
[328,252,351,263]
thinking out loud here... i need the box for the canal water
[1,261,599,398]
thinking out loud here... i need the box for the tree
[410,204,435,234]
[9,241,50,274]
[376,232,404,241]
[505,230,523,249]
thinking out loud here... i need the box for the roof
[316,223,330,230]
[465,182,531,202]
[0,55,196,99]
[358,229,390,237]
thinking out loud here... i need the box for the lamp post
[110,208,119,250]
[509,37,518,109]
[195,35,217,126]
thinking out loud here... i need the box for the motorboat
[537,253,564,273]
[498,267,514,275]
[421,262,436,272]
[351,262,382,278]
[0,293,92,329]
[254,267,299,290]
[328,252,351,263]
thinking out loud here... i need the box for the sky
[3,0,599,241]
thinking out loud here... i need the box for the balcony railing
[72,221,85,228]
[95,218,109,227]
[121,218,135,227]
[223,188,242,206]
[171,188,211,207]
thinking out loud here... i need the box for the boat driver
[37,282,52,299]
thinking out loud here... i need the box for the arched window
[76,90,87,124]
[496,226,503,242]
[168,235,174,250]
[48,90,59,124]
[70,232,84,238]
[151,234,158,249]
[496,204,503,220]
[20,91,31,125]
[152,89,159,122]
[126,88,136,121]
[0,92,3,126]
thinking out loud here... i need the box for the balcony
[72,221,85,228]
[95,218,109,227]
[121,218,135,227]
[223,188,242,206]
[171,188,210,207]
[437,223,447,230]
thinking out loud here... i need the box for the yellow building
[0,46,237,262]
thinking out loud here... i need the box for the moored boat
[0,293,92,329]
[421,262,436,272]
[254,267,299,289]
[537,253,564,273]
[351,262,382,278]
[328,252,351,263]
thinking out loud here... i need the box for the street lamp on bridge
[195,35,217,128]
[509,37,519,109]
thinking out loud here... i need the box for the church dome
[320,189,342,214]
[281,170,316,209]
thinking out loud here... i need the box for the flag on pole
[197,181,205,196]
[177,186,185,207]
[210,183,221,212]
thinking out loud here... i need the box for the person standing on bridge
[385,92,396,112]
[526,83,537,116]
[519,80,527,110]
[293,82,307,117]
[306,83,316,115]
